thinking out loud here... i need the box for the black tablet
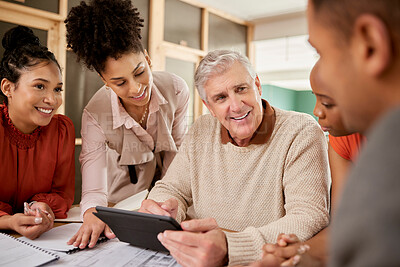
[94,206,182,252]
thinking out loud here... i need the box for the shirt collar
[110,82,168,129]
[221,99,276,145]
[148,80,168,115]
[110,89,130,129]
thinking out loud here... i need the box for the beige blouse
[79,72,189,218]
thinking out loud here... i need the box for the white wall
[253,11,308,41]
[253,11,316,91]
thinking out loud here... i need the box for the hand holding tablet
[94,206,182,252]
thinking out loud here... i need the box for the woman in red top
[250,62,365,267]
[0,26,75,239]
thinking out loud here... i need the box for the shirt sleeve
[329,134,352,161]
[330,109,400,267]
[225,121,331,265]
[161,74,190,176]
[79,109,108,219]
[30,115,76,219]
[0,202,13,217]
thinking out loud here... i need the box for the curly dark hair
[0,26,60,105]
[65,0,144,73]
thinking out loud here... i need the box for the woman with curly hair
[0,26,75,239]
[65,0,189,248]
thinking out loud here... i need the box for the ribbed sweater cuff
[176,208,186,223]
[224,231,260,265]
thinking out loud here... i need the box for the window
[255,35,318,90]
[3,0,59,14]
[164,0,201,49]
[0,21,48,58]
[208,13,247,55]
[165,57,195,125]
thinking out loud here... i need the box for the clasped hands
[139,198,229,267]
[9,201,54,239]
[247,234,310,267]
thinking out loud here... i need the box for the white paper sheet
[47,239,181,267]
[18,223,82,252]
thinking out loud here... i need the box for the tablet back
[94,206,182,252]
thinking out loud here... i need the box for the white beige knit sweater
[148,108,331,265]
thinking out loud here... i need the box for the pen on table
[24,202,32,215]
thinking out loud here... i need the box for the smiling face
[101,51,153,109]
[311,62,350,137]
[203,61,263,147]
[1,61,63,134]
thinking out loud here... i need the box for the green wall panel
[295,90,317,119]
[261,84,316,120]
[261,85,296,111]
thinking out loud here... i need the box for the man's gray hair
[194,50,256,102]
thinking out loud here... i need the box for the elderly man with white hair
[139,50,330,266]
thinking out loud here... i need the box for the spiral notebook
[0,232,59,267]
[18,223,108,254]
